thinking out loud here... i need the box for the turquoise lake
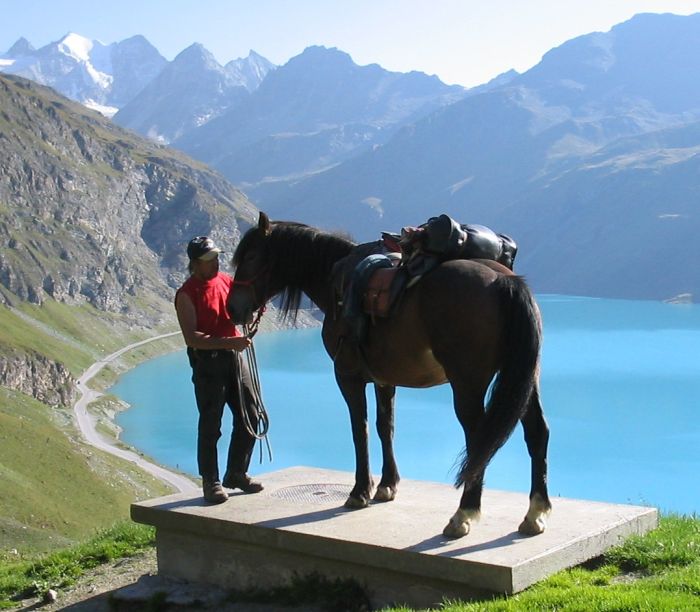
[112,295,700,514]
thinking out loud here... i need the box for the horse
[228,212,551,539]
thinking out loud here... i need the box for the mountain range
[0,32,273,121]
[2,14,699,557]
[173,45,466,189]
[1,33,466,192]
[248,12,700,301]
[0,33,167,116]
[3,14,700,305]
[113,45,274,144]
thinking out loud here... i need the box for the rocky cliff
[0,74,257,318]
[0,349,75,407]
[0,73,258,406]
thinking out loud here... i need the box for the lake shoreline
[110,296,700,516]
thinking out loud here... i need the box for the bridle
[232,265,270,338]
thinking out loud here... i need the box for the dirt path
[73,332,198,494]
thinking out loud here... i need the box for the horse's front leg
[374,383,399,502]
[335,370,374,508]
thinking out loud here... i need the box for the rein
[245,304,267,338]
[232,274,272,462]
[237,332,273,464]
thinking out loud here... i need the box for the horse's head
[228,212,276,325]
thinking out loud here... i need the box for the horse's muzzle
[227,292,255,325]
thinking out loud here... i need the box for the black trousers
[187,348,258,482]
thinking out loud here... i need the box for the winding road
[73,332,198,494]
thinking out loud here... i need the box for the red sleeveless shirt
[175,272,241,338]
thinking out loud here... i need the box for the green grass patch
[605,514,700,572]
[414,514,700,611]
[18,300,151,356]
[0,300,179,377]
[0,306,93,375]
[0,521,154,607]
[0,388,170,554]
[0,512,698,611]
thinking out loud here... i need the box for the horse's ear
[258,212,271,236]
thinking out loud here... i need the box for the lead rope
[236,306,273,463]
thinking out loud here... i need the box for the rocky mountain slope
[0,33,168,116]
[0,74,255,546]
[0,33,274,124]
[0,73,257,405]
[0,74,256,312]
[174,45,465,190]
[112,45,271,143]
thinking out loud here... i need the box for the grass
[0,514,698,610]
[392,515,700,611]
[0,388,171,554]
[0,306,94,375]
[0,299,179,382]
[0,521,155,608]
[0,297,180,556]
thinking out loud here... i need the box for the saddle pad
[363,267,399,318]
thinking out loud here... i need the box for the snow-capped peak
[58,32,95,62]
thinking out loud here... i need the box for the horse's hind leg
[518,384,552,535]
[444,384,486,538]
[335,371,374,508]
[373,384,399,502]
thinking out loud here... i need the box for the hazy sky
[2,0,699,87]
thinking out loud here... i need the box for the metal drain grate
[271,483,350,505]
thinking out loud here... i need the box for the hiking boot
[203,480,229,504]
[222,472,264,494]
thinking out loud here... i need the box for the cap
[187,236,223,261]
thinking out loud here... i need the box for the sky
[2,0,700,87]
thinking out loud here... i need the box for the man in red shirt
[175,236,263,504]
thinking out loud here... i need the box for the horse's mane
[236,221,356,320]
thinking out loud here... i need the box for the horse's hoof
[373,486,397,502]
[442,520,470,539]
[518,516,546,536]
[344,495,369,509]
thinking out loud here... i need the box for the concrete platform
[131,466,658,608]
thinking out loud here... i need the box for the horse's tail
[455,274,541,490]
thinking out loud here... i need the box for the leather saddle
[393,214,517,271]
[342,215,518,340]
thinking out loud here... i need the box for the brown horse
[228,212,551,538]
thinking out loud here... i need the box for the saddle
[391,214,517,272]
[342,214,517,340]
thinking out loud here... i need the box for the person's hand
[229,336,252,352]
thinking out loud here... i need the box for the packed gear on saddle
[342,214,518,340]
[386,214,517,274]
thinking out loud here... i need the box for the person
[175,236,263,504]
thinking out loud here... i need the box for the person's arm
[175,291,251,351]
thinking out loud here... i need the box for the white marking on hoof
[442,508,480,539]
[518,493,551,536]
[373,486,397,502]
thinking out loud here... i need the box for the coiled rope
[236,307,272,463]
